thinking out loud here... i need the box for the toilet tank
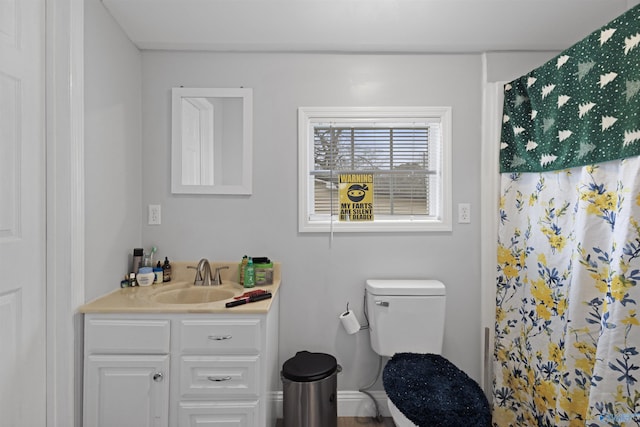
[365,279,446,357]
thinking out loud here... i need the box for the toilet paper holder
[340,302,367,334]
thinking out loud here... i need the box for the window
[298,107,452,232]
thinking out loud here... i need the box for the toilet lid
[366,279,445,296]
[282,351,338,382]
[383,353,491,427]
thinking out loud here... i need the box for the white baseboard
[273,390,390,418]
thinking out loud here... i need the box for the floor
[276,417,395,426]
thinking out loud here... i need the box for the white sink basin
[151,282,243,304]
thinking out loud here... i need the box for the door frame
[45,0,85,425]
[479,79,504,397]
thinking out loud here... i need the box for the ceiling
[101,0,635,53]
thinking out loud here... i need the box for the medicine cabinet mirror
[171,87,253,194]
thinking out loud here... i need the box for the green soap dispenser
[244,257,255,288]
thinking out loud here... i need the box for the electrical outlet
[458,203,471,224]
[148,204,161,225]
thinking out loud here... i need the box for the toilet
[365,279,490,427]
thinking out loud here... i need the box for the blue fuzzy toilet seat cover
[382,353,491,427]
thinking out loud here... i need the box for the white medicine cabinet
[171,87,253,195]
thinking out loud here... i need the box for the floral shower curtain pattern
[493,6,640,426]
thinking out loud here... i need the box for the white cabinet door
[84,354,170,427]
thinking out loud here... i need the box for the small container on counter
[137,267,155,286]
[132,248,144,274]
[254,264,273,285]
[253,257,274,285]
[239,255,248,285]
[153,266,163,284]
[142,253,152,268]
[162,257,172,282]
[243,257,255,288]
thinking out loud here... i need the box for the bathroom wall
[83,0,569,392]
[485,51,560,83]
[140,51,483,389]
[84,0,143,301]
[80,0,640,415]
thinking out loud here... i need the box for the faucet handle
[188,265,205,286]
[213,266,230,285]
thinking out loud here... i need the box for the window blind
[311,125,435,218]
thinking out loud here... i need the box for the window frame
[298,106,452,233]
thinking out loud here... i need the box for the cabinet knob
[153,373,164,382]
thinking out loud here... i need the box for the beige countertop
[80,261,281,314]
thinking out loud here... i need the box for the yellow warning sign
[338,174,374,221]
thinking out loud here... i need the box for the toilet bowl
[387,399,416,427]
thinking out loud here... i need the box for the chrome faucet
[190,259,229,286]
[193,258,212,286]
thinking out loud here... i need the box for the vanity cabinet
[82,295,280,427]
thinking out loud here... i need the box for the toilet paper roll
[340,310,361,335]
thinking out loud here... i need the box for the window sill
[299,218,452,233]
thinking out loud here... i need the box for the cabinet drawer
[85,318,170,354]
[178,401,258,427]
[178,319,261,354]
[179,355,260,398]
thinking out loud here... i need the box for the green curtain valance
[500,5,640,173]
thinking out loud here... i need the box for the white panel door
[0,0,46,425]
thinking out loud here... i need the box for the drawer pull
[208,335,232,341]
[153,373,164,382]
[207,376,232,382]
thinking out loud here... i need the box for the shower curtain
[493,6,640,426]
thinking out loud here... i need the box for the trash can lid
[282,351,338,382]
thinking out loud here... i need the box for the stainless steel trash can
[282,351,339,427]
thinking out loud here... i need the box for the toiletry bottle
[153,266,163,284]
[132,248,144,274]
[240,255,248,285]
[163,257,172,282]
[244,257,255,288]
